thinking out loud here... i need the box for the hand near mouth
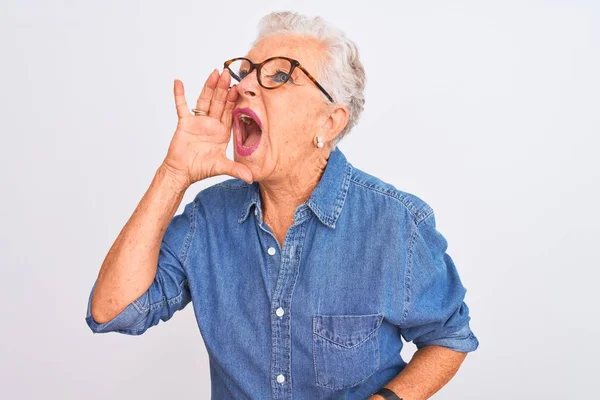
[161,69,254,190]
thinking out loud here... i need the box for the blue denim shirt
[85,146,479,399]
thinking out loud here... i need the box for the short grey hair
[253,11,366,149]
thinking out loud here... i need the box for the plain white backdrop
[1,1,598,399]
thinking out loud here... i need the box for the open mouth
[233,108,263,149]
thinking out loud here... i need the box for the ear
[320,104,349,145]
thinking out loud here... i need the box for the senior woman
[85,11,479,400]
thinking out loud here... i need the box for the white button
[276,374,285,383]
[276,307,284,317]
[289,246,294,256]
[254,208,258,216]
[267,247,276,256]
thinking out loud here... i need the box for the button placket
[263,220,307,399]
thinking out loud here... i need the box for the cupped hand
[161,69,253,189]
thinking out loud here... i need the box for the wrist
[371,387,404,400]
[156,163,190,194]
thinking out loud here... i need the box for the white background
[1,1,598,398]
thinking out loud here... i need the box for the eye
[269,70,293,84]
[239,69,249,79]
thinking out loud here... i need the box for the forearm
[90,164,189,323]
[370,345,468,400]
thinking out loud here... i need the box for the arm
[372,210,479,398]
[89,164,188,324]
[369,345,467,400]
[86,70,251,334]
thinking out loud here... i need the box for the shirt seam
[348,178,433,224]
[400,211,437,325]
[401,223,418,324]
[132,198,197,312]
[179,197,198,265]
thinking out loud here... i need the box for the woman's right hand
[160,69,253,189]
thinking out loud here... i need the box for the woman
[86,11,479,400]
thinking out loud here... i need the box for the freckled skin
[233,35,349,245]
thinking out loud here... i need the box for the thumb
[214,158,254,184]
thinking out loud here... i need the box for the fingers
[214,157,253,184]
[221,84,239,127]
[208,69,232,118]
[173,79,191,118]
[195,69,220,114]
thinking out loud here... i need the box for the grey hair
[253,11,366,150]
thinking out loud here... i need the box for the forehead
[246,34,326,74]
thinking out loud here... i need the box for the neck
[258,150,329,229]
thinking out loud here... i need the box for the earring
[315,136,324,148]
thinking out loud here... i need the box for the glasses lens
[227,59,252,82]
[260,58,293,88]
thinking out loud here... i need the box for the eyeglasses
[223,56,334,103]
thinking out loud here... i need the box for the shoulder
[347,164,433,224]
[190,177,250,211]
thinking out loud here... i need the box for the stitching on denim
[416,207,435,227]
[140,277,187,313]
[350,332,381,388]
[306,161,352,228]
[179,199,197,265]
[132,296,147,314]
[112,327,147,335]
[313,314,384,348]
[313,323,381,390]
[283,222,306,394]
[212,179,249,190]
[148,279,186,311]
[313,323,381,350]
[307,201,330,228]
[401,226,418,324]
[234,184,259,223]
[312,317,320,388]
[314,313,383,317]
[349,177,432,224]
[329,162,353,228]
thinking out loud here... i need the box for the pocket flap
[313,313,384,348]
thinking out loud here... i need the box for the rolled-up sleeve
[85,198,196,335]
[398,210,479,353]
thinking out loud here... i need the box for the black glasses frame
[224,56,334,103]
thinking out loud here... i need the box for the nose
[236,69,261,100]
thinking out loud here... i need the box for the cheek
[265,93,321,144]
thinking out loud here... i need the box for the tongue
[243,120,262,147]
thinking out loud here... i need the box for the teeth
[240,114,252,124]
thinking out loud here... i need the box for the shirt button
[267,247,276,256]
[276,374,285,383]
[276,307,284,317]
[254,208,258,216]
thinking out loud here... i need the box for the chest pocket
[313,313,384,391]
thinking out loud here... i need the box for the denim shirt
[85,146,479,399]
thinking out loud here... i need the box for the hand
[160,69,253,189]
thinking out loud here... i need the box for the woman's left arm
[374,209,479,399]
[369,345,468,400]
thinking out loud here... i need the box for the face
[231,34,347,183]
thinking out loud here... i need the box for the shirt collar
[238,146,353,229]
